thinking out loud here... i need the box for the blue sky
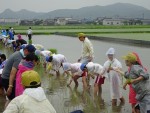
[0,0,150,13]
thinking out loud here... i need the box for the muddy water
[0,35,150,113]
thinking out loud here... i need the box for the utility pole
[142,13,144,19]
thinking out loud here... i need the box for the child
[62,62,84,87]
[15,53,39,96]
[4,70,56,113]
[83,62,105,100]
[35,49,51,69]
[0,54,7,69]
[102,48,124,106]
[46,54,67,76]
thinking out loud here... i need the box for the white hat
[106,48,115,55]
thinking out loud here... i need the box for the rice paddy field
[1,25,150,41]
[1,34,150,113]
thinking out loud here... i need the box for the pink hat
[17,34,22,39]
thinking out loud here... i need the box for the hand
[77,58,81,62]
[88,56,93,62]
[123,84,127,90]
[130,79,136,84]
[114,68,120,72]
[67,84,70,87]
[6,87,13,96]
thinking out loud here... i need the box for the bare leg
[82,76,88,90]
[56,71,60,77]
[73,75,80,87]
[112,99,117,106]
[120,96,125,105]
[94,83,99,99]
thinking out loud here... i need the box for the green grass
[88,33,150,41]
[1,25,150,40]
[1,25,150,30]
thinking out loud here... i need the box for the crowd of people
[0,28,150,113]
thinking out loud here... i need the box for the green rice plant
[49,48,57,54]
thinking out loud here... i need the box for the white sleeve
[3,98,20,113]
[112,60,122,70]
[86,42,94,57]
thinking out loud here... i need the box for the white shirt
[70,63,83,75]
[41,50,51,57]
[52,54,67,71]
[81,37,94,58]
[103,58,122,77]
[86,62,103,75]
[27,29,32,35]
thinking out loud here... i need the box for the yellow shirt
[81,37,94,58]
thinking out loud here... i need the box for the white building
[54,17,72,25]
[103,19,124,25]
[0,18,20,25]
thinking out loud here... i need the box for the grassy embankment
[1,25,150,41]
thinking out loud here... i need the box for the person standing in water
[77,33,94,64]
[102,48,125,106]
[26,27,32,44]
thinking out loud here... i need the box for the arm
[7,67,17,96]
[86,42,94,59]
[130,76,144,84]
[123,79,131,90]
[114,68,125,76]
[3,98,20,113]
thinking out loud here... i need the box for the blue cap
[80,63,87,71]
[24,45,36,53]
[46,56,50,62]
[46,56,53,62]
[35,50,41,56]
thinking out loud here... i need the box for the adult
[15,53,39,97]
[118,53,150,113]
[78,33,94,64]
[26,27,32,44]
[3,70,56,113]
[1,44,36,108]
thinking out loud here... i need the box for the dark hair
[25,83,41,88]
[24,45,36,53]
[48,56,53,62]
[0,54,6,60]
[6,29,9,32]
[29,27,31,29]
[24,53,39,62]
[133,61,141,65]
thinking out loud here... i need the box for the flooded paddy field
[0,35,150,113]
